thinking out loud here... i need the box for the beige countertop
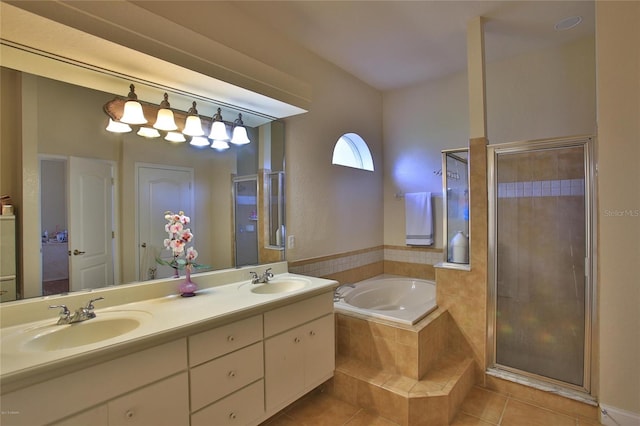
[0,263,337,392]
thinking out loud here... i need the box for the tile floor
[261,385,602,426]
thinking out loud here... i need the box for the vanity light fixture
[182,102,205,136]
[137,127,161,138]
[105,118,132,133]
[104,84,252,149]
[120,84,147,125]
[208,108,230,141]
[231,114,251,145]
[153,93,178,131]
[165,131,186,143]
[190,136,211,147]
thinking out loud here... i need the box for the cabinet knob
[294,337,301,343]
[309,330,316,336]
[229,412,237,420]
[228,370,236,377]
[227,335,235,342]
[125,409,135,419]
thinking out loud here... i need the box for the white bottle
[450,231,469,263]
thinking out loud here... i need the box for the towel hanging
[405,192,433,246]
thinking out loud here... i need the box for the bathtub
[334,275,437,325]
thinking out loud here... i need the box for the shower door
[233,176,259,268]
[488,136,594,392]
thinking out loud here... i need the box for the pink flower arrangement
[160,211,199,271]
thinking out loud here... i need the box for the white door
[137,165,193,280]
[68,157,114,291]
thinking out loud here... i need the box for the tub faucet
[250,268,274,284]
[333,284,355,302]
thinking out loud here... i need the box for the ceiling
[232,1,595,91]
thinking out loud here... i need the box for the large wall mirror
[2,68,286,301]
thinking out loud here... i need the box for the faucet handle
[85,297,104,310]
[49,304,70,316]
[265,268,274,279]
[49,305,71,324]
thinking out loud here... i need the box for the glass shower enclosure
[488,136,594,393]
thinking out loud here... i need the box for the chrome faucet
[49,297,104,325]
[250,268,274,284]
[333,284,355,302]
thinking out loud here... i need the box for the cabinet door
[304,314,335,388]
[107,373,188,426]
[264,326,305,412]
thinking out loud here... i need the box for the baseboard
[600,404,640,426]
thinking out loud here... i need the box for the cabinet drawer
[189,315,262,366]
[191,379,264,426]
[108,372,189,426]
[190,342,264,412]
[264,292,333,337]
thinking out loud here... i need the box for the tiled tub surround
[329,308,476,426]
[288,245,444,284]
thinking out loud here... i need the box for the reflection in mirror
[442,149,469,264]
[3,68,285,301]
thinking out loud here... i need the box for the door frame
[486,135,597,396]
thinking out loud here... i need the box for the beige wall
[596,0,640,415]
[382,37,596,250]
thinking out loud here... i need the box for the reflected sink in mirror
[5,311,152,352]
[250,279,309,294]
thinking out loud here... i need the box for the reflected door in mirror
[137,165,194,281]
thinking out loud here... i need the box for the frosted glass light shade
[153,109,178,131]
[211,139,230,150]
[183,115,204,136]
[137,127,161,138]
[231,126,250,145]
[120,100,147,124]
[165,132,186,143]
[190,136,210,147]
[105,119,132,133]
[209,120,229,140]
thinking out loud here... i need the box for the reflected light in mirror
[165,131,186,143]
[105,118,132,133]
[189,136,210,147]
[137,127,161,138]
[211,139,230,150]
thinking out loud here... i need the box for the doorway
[233,176,259,268]
[40,156,116,294]
[488,136,594,393]
[137,164,194,280]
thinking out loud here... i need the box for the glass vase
[179,266,197,297]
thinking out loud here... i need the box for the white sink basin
[5,311,152,352]
[250,279,309,294]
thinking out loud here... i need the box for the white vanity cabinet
[263,293,335,413]
[3,339,188,426]
[188,315,265,425]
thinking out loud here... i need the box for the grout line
[497,396,510,425]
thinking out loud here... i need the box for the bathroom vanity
[0,263,336,426]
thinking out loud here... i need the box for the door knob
[73,249,86,255]
[141,242,147,248]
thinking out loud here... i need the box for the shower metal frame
[486,135,597,396]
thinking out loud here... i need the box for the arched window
[331,133,374,171]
